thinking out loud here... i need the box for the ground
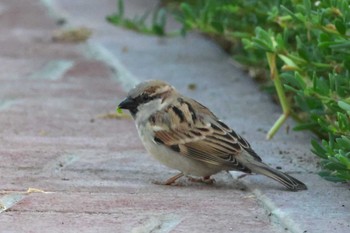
[0,0,349,232]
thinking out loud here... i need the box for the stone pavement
[0,0,349,232]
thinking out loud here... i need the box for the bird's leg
[164,172,184,185]
[188,176,216,184]
[202,176,216,184]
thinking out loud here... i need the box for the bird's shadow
[150,172,289,193]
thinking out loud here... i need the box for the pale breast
[136,123,222,177]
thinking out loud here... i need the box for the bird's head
[118,80,175,119]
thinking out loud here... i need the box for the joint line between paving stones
[0,100,21,111]
[230,171,303,232]
[39,0,140,91]
[251,188,304,233]
[82,42,139,90]
[6,209,119,215]
[30,60,74,80]
[131,214,182,233]
[0,194,26,214]
[40,0,68,22]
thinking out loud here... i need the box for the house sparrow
[118,80,307,191]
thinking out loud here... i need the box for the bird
[118,80,307,191]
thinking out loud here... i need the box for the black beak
[118,97,135,110]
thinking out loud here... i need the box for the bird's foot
[188,176,216,184]
[153,172,184,185]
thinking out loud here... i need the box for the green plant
[106,0,168,36]
[243,0,350,181]
[312,135,350,182]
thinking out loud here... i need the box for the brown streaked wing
[149,96,259,168]
[151,104,247,167]
[210,119,262,162]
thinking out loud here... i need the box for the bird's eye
[142,95,151,102]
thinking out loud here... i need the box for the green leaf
[116,107,123,114]
[280,5,304,23]
[336,136,350,150]
[336,154,350,169]
[106,14,121,24]
[284,84,299,92]
[314,77,330,95]
[152,8,167,36]
[334,19,346,35]
[338,100,350,112]
[278,54,297,67]
[303,0,311,16]
[281,72,306,90]
[311,139,327,158]
[254,27,275,51]
[323,159,346,170]
[118,0,124,18]
[294,122,319,131]
[319,171,347,182]
[180,3,195,21]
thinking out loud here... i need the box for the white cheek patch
[135,99,163,124]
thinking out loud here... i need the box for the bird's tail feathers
[246,161,307,191]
